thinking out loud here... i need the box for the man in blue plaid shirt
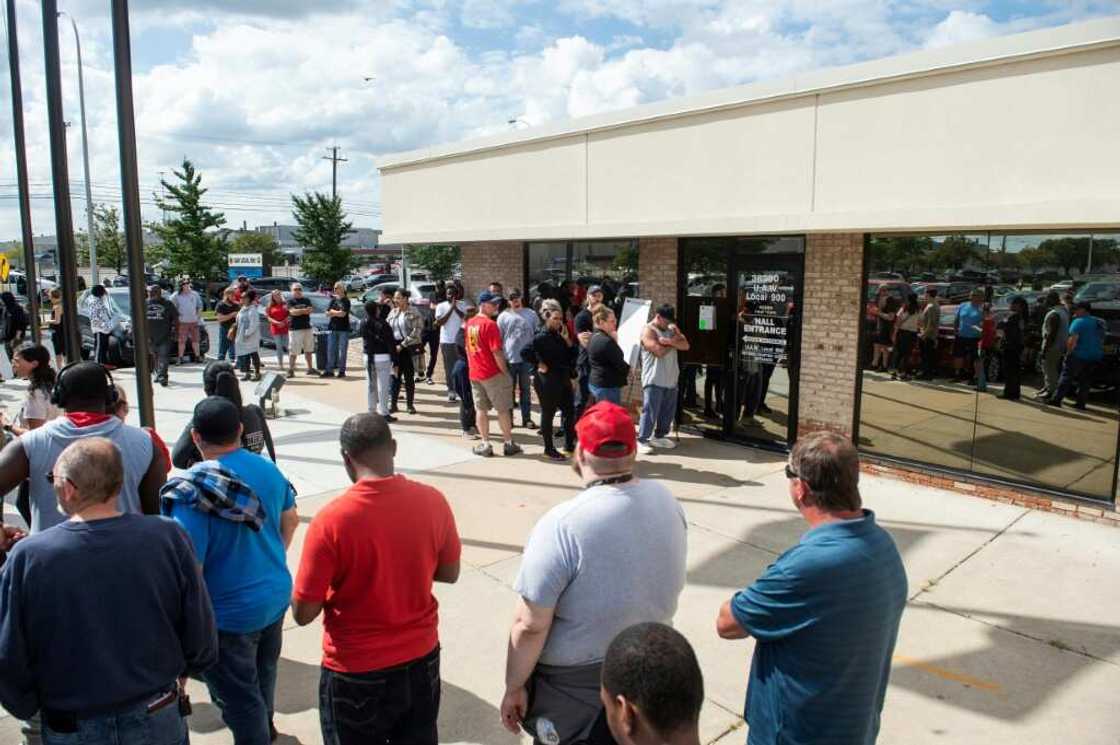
[164,396,299,744]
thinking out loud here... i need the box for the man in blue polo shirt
[716,432,906,745]
[1047,302,1105,410]
[163,397,299,745]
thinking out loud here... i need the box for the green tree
[229,231,284,272]
[1039,237,1091,277]
[929,234,983,272]
[406,244,460,282]
[291,192,355,284]
[92,204,126,273]
[869,235,933,274]
[152,159,228,279]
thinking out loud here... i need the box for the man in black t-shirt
[286,283,318,375]
[573,285,604,419]
[214,287,239,362]
[322,281,352,378]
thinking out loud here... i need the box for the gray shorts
[289,328,314,356]
[471,374,514,413]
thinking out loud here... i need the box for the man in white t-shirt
[434,285,468,403]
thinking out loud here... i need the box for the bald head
[55,438,124,506]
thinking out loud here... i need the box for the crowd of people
[0,275,912,745]
[867,284,1106,407]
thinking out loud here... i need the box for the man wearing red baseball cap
[500,401,688,745]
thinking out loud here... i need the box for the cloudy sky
[0,0,1113,242]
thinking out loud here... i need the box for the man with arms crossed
[501,401,688,745]
[293,413,461,745]
[716,432,906,745]
[286,282,318,375]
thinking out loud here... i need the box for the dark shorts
[953,336,979,361]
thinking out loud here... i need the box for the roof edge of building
[377,15,1120,172]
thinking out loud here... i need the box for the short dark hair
[91,284,106,298]
[191,396,242,447]
[340,413,392,464]
[602,623,703,737]
[789,431,862,511]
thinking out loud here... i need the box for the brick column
[459,241,525,299]
[797,233,864,438]
[638,237,679,310]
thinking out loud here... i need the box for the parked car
[257,292,362,349]
[77,287,209,366]
[251,276,313,293]
[360,282,438,309]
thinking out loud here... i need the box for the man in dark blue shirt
[0,437,217,744]
[716,432,907,745]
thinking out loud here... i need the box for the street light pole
[59,11,97,286]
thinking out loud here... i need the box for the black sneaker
[383,414,398,423]
[320,370,335,378]
[337,372,346,379]
[407,405,417,415]
[503,442,523,456]
[544,448,566,461]
[523,419,538,430]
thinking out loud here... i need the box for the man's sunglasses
[45,471,73,487]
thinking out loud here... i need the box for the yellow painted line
[893,655,1003,693]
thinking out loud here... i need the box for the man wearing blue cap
[463,292,521,457]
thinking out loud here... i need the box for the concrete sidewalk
[1,358,1118,744]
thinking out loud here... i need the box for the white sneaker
[638,442,655,455]
[652,437,676,449]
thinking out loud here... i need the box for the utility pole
[323,145,347,199]
[6,0,40,342]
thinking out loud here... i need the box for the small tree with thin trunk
[291,192,356,285]
[153,159,228,280]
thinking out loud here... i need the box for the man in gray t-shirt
[500,401,687,745]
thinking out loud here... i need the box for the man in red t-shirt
[292,413,461,745]
[464,292,521,457]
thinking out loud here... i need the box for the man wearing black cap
[573,285,605,420]
[638,304,690,454]
[163,396,299,744]
[500,401,687,744]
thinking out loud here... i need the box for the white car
[341,274,367,292]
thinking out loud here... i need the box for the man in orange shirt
[291,413,461,745]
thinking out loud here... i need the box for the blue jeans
[325,330,348,374]
[41,692,187,745]
[588,384,622,405]
[203,617,283,745]
[509,361,533,422]
[638,385,677,443]
[217,329,235,361]
[319,646,440,745]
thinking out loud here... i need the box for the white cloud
[924,10,999,49]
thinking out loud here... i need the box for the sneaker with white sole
[472,442,494,457]
[448,392,458,403]
[638,442,655,455]
[503,442,523,456]
[651,437,676,449]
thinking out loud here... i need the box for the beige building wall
[378,18,1120,244]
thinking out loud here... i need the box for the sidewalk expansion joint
[912,599,1119,667]
[908,509,1028,602]
[687,520,781,557]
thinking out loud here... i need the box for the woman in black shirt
[587,306,630,405]
[360,300,398,422]
[171,361,276,468]
[522,309,577,459]
[998,296,1029,401]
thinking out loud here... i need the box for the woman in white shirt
[6,344,59,435]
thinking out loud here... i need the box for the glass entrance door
[728,256,802,447]
[678,237,804,449]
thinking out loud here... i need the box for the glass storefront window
[526,240,638,314]
[857,232,1120,502]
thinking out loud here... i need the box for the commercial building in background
[254,224,381,259]
[377,18,1120,513]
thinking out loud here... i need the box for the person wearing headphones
[0,361,166,539]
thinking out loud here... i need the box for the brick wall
[797,233,864,438]
[459,241,525,300]
[638,237,679,311]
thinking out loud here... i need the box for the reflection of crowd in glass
[866,283,1106,409]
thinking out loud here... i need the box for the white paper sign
[617,297,652,369]
[228,253,263,268]
[699,304,715,331]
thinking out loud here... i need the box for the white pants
[366,354,394,416]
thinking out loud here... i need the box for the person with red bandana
[0,362,166,541]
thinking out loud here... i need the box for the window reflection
[526,241,638,317]
[859,232,1119,502]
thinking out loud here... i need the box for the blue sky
[0,0,1115,241]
